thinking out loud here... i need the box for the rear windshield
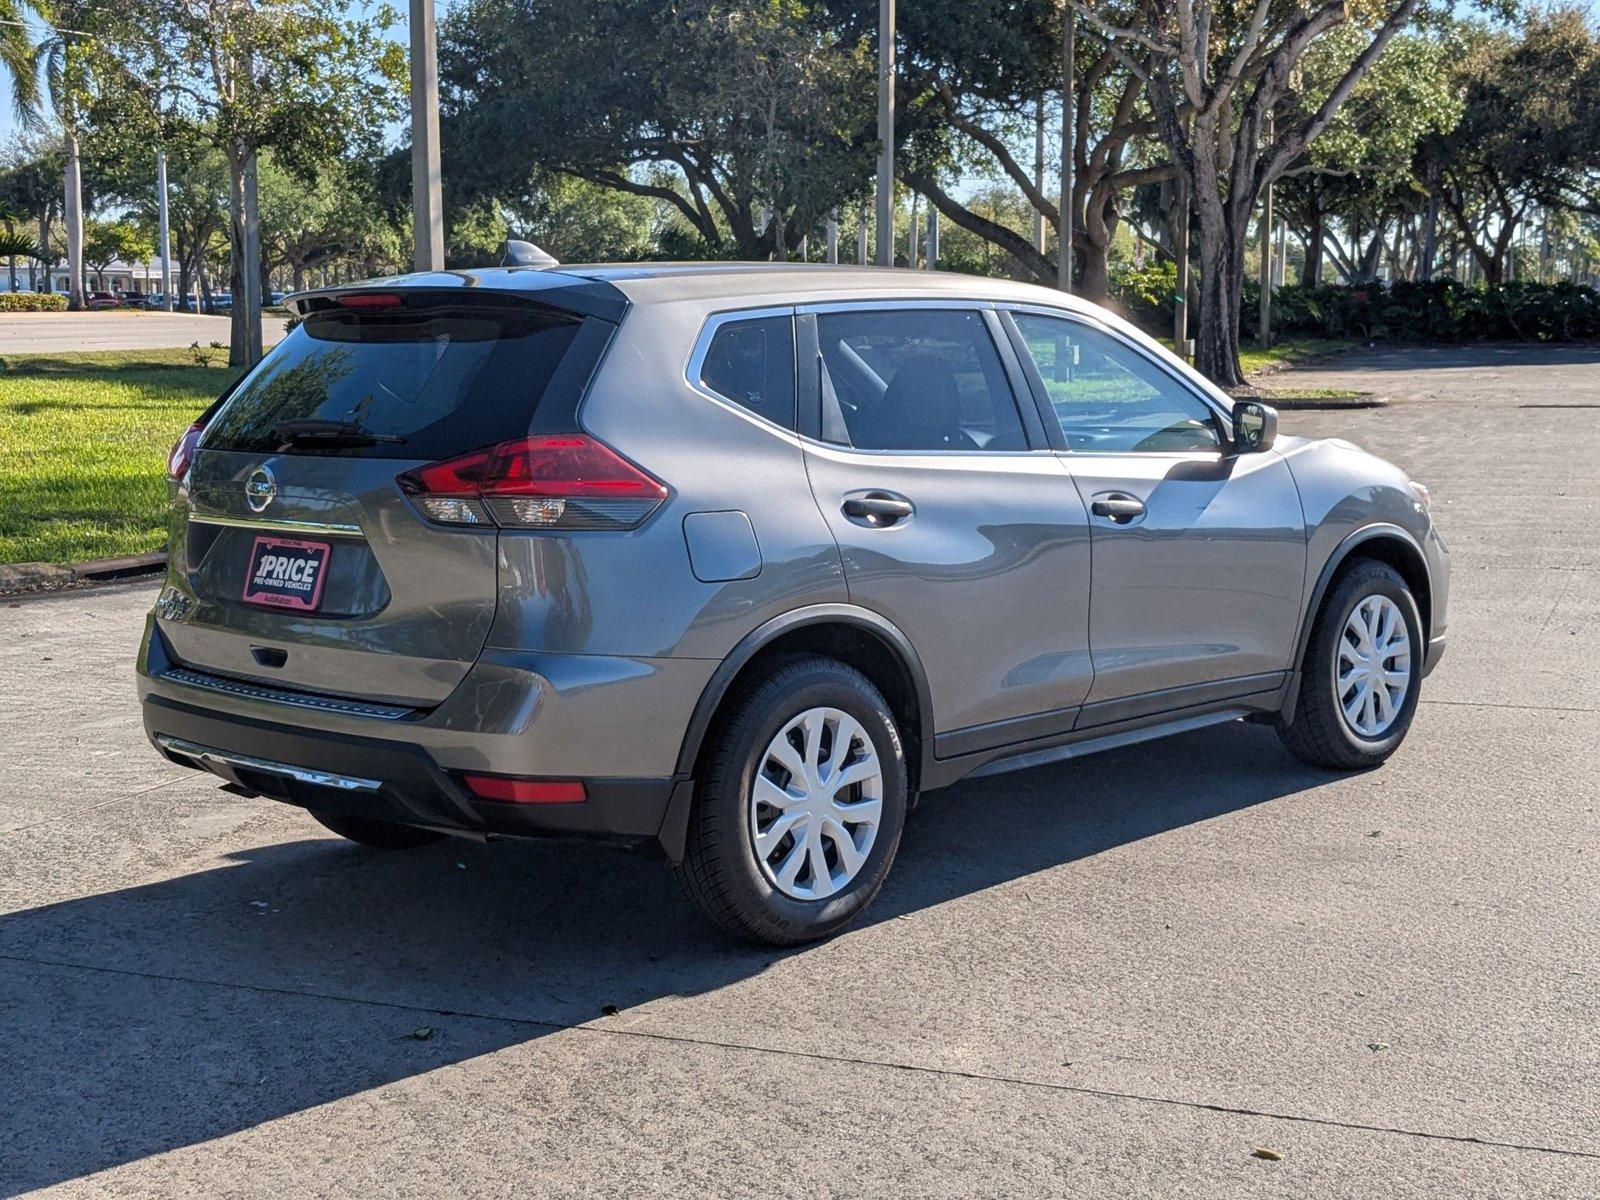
[200,306,584,460]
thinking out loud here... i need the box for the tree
[1070,0,1427,385]
[502,172,659,263]
[1275,28,1462,284]
[28,0,104,310]
[891,0,1172,299]
[82,217,152,288]
[105,0,403,363]
[441,0,875,259]
[0,134,63,291]
[1422,9,1600,283]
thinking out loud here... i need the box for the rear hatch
[164,290,613,708]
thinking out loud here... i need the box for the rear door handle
[1090,493,1146,523]
[842,491,915,527]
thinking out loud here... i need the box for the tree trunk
[1419,195,1439,282]
[227,145,265,368]
[1194,216,1245,388]
[38,213,51,292]
[63,130,86,311]
[1304,205,1325,286]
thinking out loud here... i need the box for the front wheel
[1278,560,1424,770]
[675,655,909,945]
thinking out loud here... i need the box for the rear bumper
[143,690,686,845]
[138,617,700,849]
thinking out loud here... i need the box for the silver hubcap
[1336,594,1412,739]
[749,707,884,901]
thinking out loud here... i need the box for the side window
[815,308,1028,452]
[1012,313,1221,453]
[697,314,797,429]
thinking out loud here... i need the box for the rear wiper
[273,419,405,449]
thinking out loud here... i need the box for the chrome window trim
[186,512,366,537]
[683,305,806,444]
[796,297,999,315]
[999,302,1235,433]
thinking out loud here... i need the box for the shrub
[0,292,69,313]
[1254,279,1600,343]
[1108,260,1179,333]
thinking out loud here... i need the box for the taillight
[167,420,204,481]
[398,434,667,531]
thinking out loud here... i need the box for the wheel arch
[1294,524,1433,675]
[671,604,935,794]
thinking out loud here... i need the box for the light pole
[826,212,839,264]
[1058,6,1074,293]
[1033,93,1046,256]
[156,151,173,311]
[1258,112,1275,347]
[409,0,445,272]
[875,0,895,267]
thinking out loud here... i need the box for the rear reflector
[462,774,587,804]
[398,434,667,531]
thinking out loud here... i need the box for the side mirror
[1232,400,1278,453]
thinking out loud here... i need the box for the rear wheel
[675,655,909,945]
[311,812,446,849]
[1278,560,1423,770]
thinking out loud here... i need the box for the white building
[5,258,168,295]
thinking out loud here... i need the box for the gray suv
[138,264,1449,944]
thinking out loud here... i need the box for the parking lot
[2,345,1596,1197]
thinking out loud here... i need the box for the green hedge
[1245,279,1600,342]
[0,292,69,313]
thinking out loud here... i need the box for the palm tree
[30,0,94,310]
[0,197,41,291]
[0,0,41,119]
[0,227,43,293]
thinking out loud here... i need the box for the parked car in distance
[85,291,121,310]
[139,263,1450,944]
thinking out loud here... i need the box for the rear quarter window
[696,314,797,429]
[200,306,584,460]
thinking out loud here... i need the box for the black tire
[310,812,446,849]
[1278,560,1424,770]
[674,654,909,945]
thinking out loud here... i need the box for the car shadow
[0,721,1332,1192]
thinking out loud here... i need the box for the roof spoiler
[503,239,560,268]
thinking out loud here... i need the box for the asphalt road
[2,346,1597,1197]
[0,311,285,354]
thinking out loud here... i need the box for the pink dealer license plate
[242,536,331,611]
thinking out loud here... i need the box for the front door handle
[1090,493,1146,523]
[842,491,915,528]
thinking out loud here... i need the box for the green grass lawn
[0,348,242,564]
[1237,336,1355,375]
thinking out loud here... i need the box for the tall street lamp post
[875,0,895,267]
[410,0,445,272]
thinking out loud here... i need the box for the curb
[0,552,166,596]
[1268,395,1387,411]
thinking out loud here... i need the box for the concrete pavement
[0,311,285,355]
[1,346,1597,1196]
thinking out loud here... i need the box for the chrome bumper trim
[159,666,414,720]
[187,513,365,537]
[155,735,382,793]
